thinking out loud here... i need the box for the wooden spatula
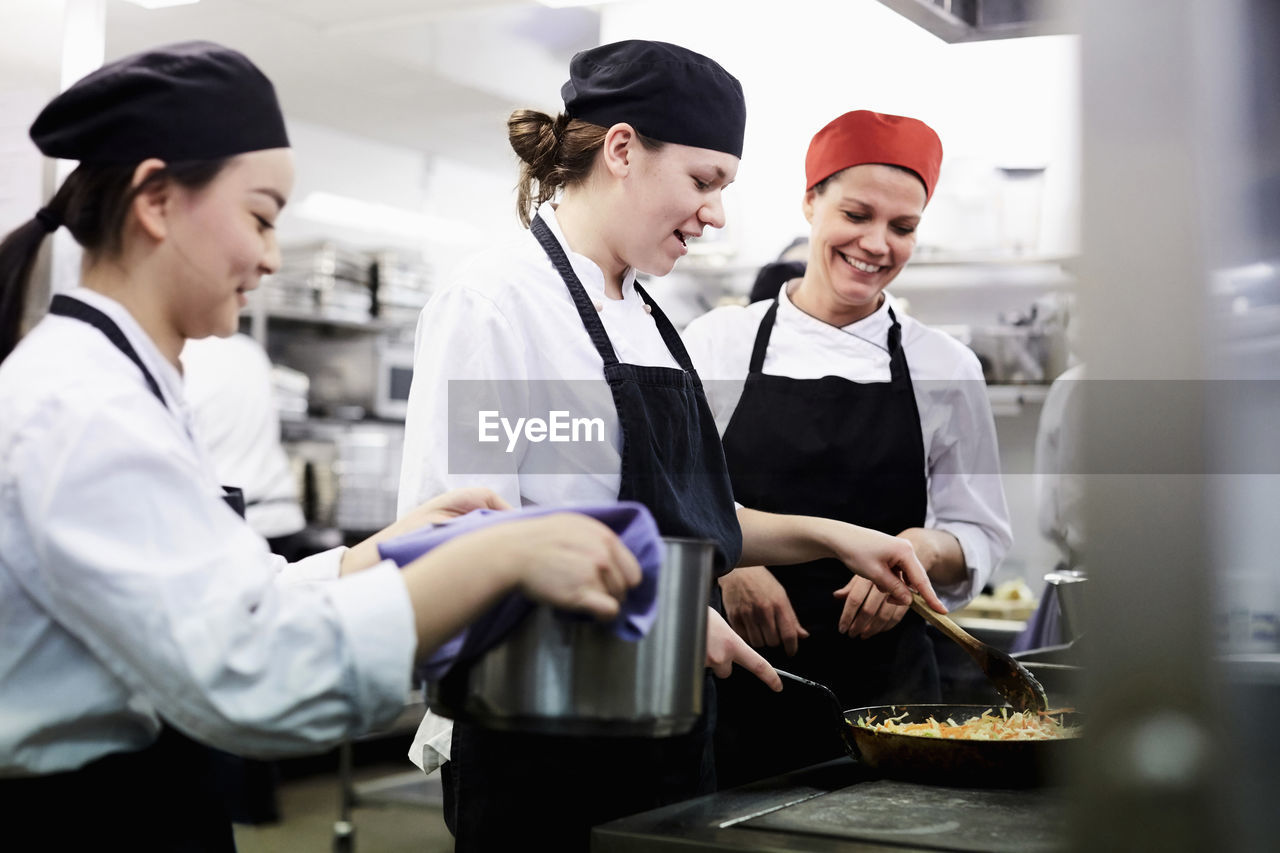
[911,591,1049,713]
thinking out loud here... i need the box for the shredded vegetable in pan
[855,707,1081,741]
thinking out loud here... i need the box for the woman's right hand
[501,513,643,620]
[817,519,947,614]
[400,512,642,661]
[706,607,783,691]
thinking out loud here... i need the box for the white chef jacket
[0,289,415,777]
[398,205,683,772]
[682,286,1013,610]
[181,333,306,540]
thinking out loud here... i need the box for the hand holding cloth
[378,502,663,680]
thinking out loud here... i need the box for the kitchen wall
[0,0,69,237]
[601,0,1081,267]
[280,119,520,278]
[595,0,1079,589]
[277,1,1081,290]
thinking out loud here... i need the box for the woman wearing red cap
[399,47,947,851]
[684,110,1013,786]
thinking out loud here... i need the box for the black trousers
[442,672,716,852]
[0,727,236,852]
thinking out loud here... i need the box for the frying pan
[775,670,1081,788]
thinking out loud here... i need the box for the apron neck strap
[747,299,781,374]
[632,281,698,376]
[748,299,908,380]
[530,215,700,378]
[886,305,908,382]
[48,294,166,407]
[530,216,620,368]
[886,305,902,353]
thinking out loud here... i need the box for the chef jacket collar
[58,287,187,410]
[536,204,639,303]
[778,281,897,352]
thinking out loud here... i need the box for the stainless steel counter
[592,759,1068,852]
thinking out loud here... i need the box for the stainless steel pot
[426,536,714,737]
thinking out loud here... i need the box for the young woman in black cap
[683,110,1013,787]
[0,41,645,850]
[397,40,948,851]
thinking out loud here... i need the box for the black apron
[0,295,242,850]
[443,219,743,852]
[713,298,940,788]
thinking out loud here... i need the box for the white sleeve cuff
[278,547,345,585]
[931,523,993,610]
[328,560,416,731]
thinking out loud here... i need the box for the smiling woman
[798,164,925,326]
[155,149,294,341]
[396,40,947,853]
[682,109,1012,789]
[0,40,647,849]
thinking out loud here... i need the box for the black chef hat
[30,41,289,164]
[561,40,746,159]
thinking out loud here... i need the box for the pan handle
[774,668,862,760]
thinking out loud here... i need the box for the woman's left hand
[819,519,947,614]
[706,608,783,691]
[341,487,513,576]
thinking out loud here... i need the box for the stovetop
[593,760,1068,853]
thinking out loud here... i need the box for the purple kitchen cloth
[378,501,663,681]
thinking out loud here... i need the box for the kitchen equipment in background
[1044,569,1087,643]
[959,578,1039,621]
[269,362,310,422]
[261,242,432,325]
[369,248,434,325]
[428,537,715,737]
[333,422,404,534]
[282,419,404,535]
[968,293,1071,384]
[283,435,339,529]
[277,332,415,420]
[268,241,374,321]
[968,325,1049,384]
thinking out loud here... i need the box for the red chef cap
[804,110,943,203]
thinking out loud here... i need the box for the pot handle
[774,668,862,760]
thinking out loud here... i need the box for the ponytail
[0,158,226,363]
[0,217,54,362]
[507,110,664,228]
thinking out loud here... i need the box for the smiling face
[615,140,739,277]
[795,163,926,326]
[162,148,294,339]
